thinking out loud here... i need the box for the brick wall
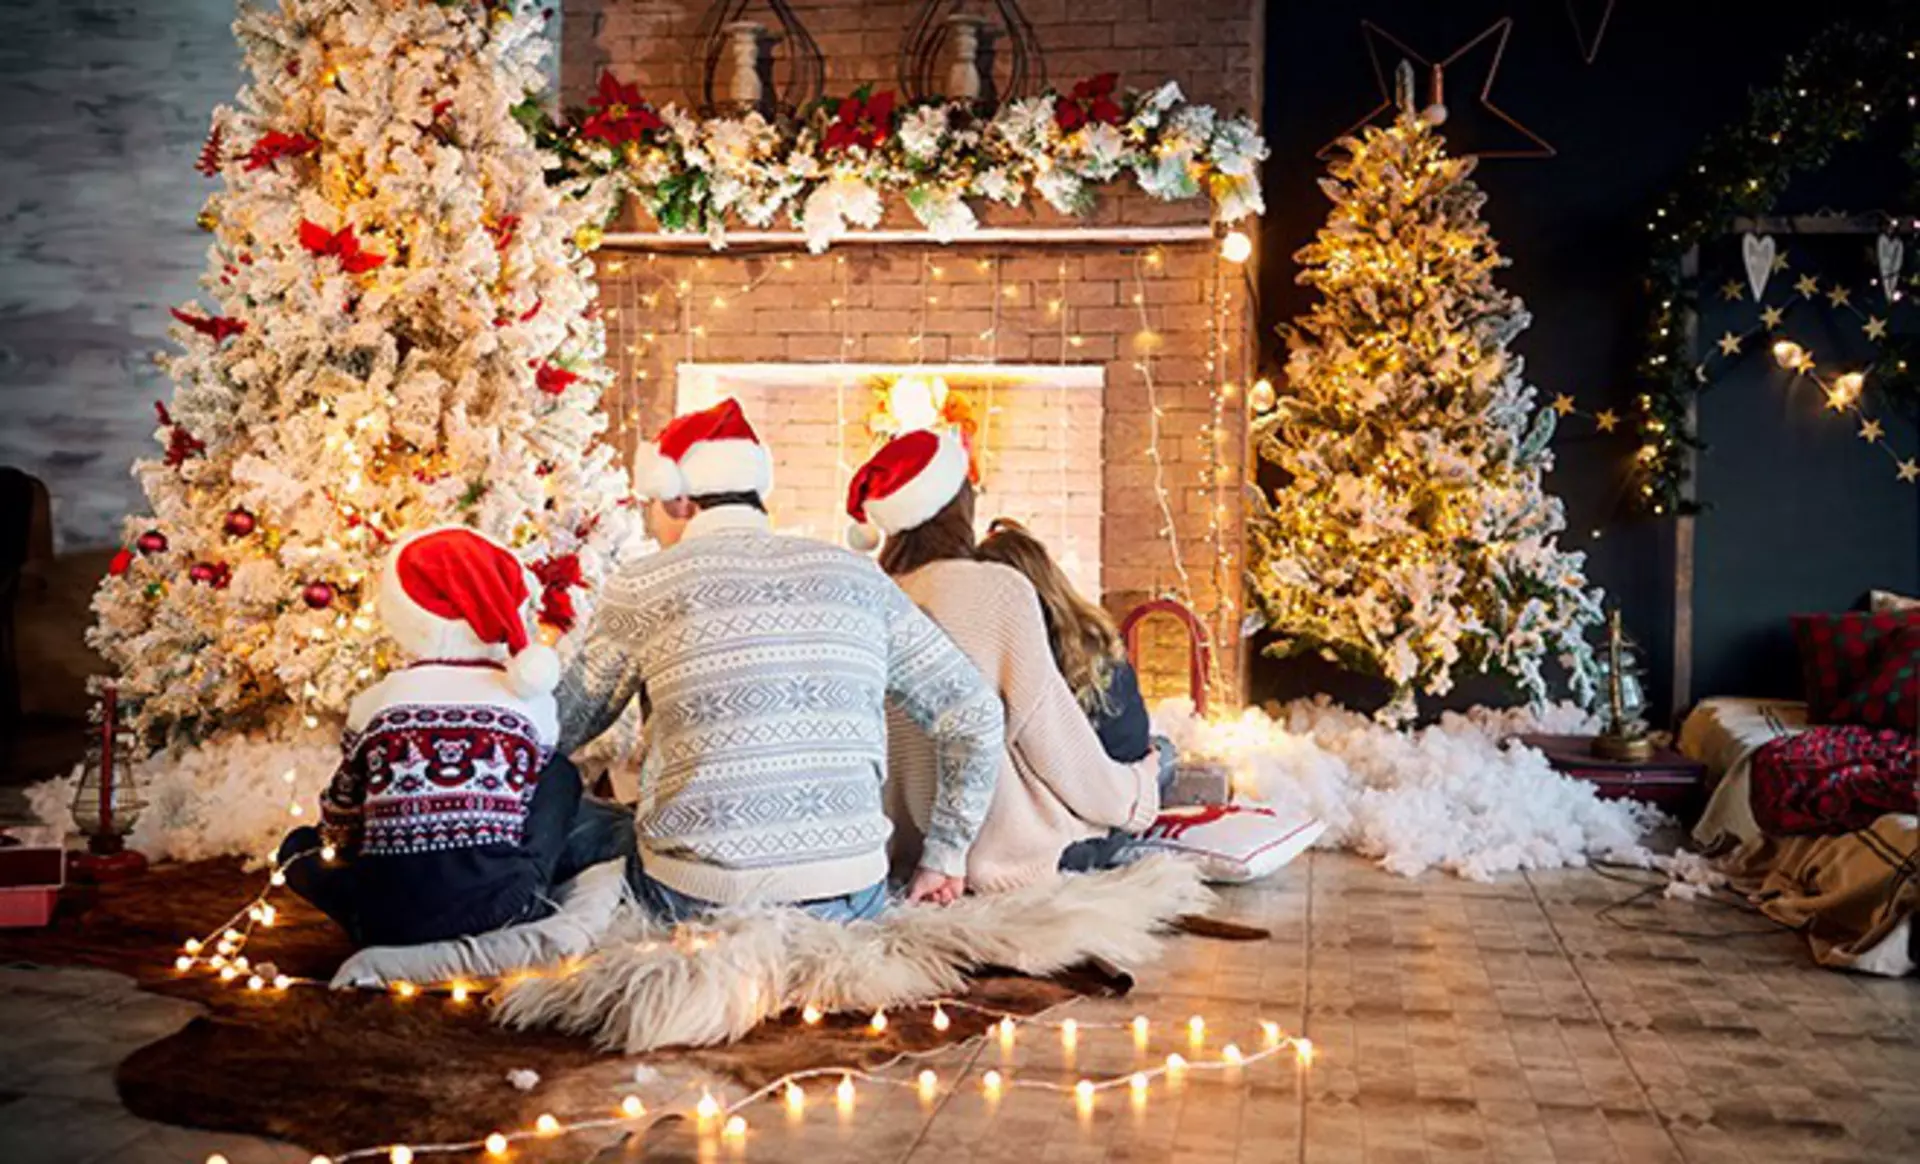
[578,0,1262,701]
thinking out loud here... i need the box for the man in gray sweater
[556,399,1002,917]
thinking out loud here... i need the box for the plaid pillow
[1792,610,1920,722]
[1827,626,1920,732]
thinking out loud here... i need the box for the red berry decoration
[302,581,336,610]
[223,507,257,538]
[136,529,169,556]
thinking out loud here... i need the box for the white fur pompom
[632,445,686,502]
[508,644,561,696]
[846,521,882,553]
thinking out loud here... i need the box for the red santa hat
[377,527,560,697]
[845,428,971,551]
[633,397,773,502]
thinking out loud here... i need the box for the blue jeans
[563,795,889,923]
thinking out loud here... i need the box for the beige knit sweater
[885,559,1161,892]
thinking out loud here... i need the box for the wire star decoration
[1318,18,1554,160]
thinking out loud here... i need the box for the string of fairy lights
[178,856,1317,1164]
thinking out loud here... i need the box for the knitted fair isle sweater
[556,507,1004,905]
[885,559,1162,893]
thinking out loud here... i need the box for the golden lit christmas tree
[1246,64,1602,724]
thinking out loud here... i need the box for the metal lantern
[70,680,148,881]
[696,0,824,117]
[1591,610,1653,763]
[899,0,1046,107]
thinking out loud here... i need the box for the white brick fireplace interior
[675,361,1106,597]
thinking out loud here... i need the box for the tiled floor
[2,851,1915,1163]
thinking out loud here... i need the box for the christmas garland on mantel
[520,73,1267,253]
[1632,14,1920,516]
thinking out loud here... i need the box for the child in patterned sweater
[276,528,581,947]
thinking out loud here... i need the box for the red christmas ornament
[223,508,257,538]
[135,529,169,556]
[189,561,231,588]
[108,548,133,577]
[302,581,336,610]
[195,125,225,177]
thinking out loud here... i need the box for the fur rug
[495,855,1214,1053]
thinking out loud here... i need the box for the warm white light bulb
[784,1081,805,1111]
[1187,1015,1205,1040]
[184,938,203,954]
[723,1115,747,1139]
[1220,231,1254,264]
[484,1132,509,1157]
[1060,1018,1078,1043]
[835,1075,855,1109]
[998,1017,1016,1045]
[869,1010,888,1034]
[1261,1020,1281,1045]
[1296,1038,1316,1065]
[392,981,416,999]
[1131,1015,1149,1043]
[1075,1079,1095,1101]
[982,1069,1003,1094]
[1130,1072,1149,1096]
[621,1095,645,1119]
[175,956,193,972]
[388,1147,412,1164]
[917,1069,937,1099]
[1165,1053,1187,1072]
[1224,1043,1244,1064]
[273,974,292,991]
[801,1005,822,1025]
[931,1006,950,1031]
[697,1093,720,1121]
[535,1113,561,1135]
[450,984,470,1004]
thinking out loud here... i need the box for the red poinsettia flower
[241,130,319,171]
[580,71,663,144]
[170,307,247,342]
[298,220,388,274]
[536,361,579,395]
[108,548,133,577]
[823,89,896,153]
[1055,73,1123,133]
[154,401,206,467]
[531,553,584,632]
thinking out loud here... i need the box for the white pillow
[1123,805,1325,884]
[330,859,629,989]
[1869,589,1920,613]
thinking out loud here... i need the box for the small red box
[0,826,68,928]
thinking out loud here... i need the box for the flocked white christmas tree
[78,0,640,854]
[1247,66,1602,724]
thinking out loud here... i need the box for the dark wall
[1253,0,1906,722]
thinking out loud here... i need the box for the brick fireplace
[566,0,1263,703]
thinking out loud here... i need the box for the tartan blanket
[1750,726,1917,836]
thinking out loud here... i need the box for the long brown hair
[879,481,978,578]
[977,519,1123,714]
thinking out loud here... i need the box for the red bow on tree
[823,89,896,153]
[531,553,583,632]
[170,308,246,343]
[536,361,579,395]
[580,71,663,144]
[242,131,318,171]
[1054,74,1123,133]
[154,402,206,467]
[298,220,388,273]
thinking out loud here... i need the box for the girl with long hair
[850,429,1165,891]
[975,519,1151,765]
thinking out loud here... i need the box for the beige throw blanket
[1722,813,1917,976]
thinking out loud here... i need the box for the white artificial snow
[28,711,335,865]
[1154,698,1660,881]
[506,1069,541,1091]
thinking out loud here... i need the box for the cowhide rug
[0,858,1258,1157]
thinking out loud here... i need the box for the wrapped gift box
[1165,761,1233,808]
[0,826,68,928]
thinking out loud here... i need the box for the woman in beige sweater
[847,430,1164,893]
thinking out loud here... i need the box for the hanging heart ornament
[1741,233,1776,302]
[1877,234,1904,302]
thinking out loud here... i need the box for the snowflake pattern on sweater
[321,703,550,856]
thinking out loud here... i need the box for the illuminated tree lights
[1247,73,1603,724]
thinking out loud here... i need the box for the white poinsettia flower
[897,105,950,160]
